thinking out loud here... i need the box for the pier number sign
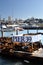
[12,36,32,42]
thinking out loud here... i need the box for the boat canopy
[12,34,41,43]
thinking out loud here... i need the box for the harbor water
[0,56,42,65]
[0,30,43,65]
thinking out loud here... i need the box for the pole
[27,30,29,34]
[15,27,18,35]
[37,29,38,33]
[1,22,3,37]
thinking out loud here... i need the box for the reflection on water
[0,56,42,65]
[0,56,29,65]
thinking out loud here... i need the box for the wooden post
[16,30,18,35]
[37,29,38,33]
[27,30,29,34]
[1,22,3,37]
[1,31,3,37]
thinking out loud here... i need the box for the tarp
[12,34,41,43]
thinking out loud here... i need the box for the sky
[0,0,43,19]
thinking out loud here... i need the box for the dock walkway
[32,48,43,58]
